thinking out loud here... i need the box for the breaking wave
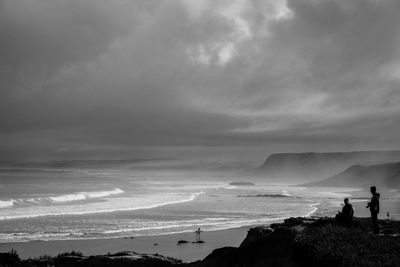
[0,188,124,209]
[238,194,292,198]
[0,191,204,220]
[0,200,14,209]
[49,188,124,202]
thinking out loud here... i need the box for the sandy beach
[0,226,251,263]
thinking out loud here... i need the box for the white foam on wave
[0,188,124,209]
[0,200,14,209]
[223,185,237,190]
[102,218,229,235]
[281,190,291,197]
[49,194,86,202]
[49,188,124,203]
[134,216,294,236]
[146,181,238,191]
[1,215,292,242]
[0,231,75,243]
[100,203,322,238]
[304,202,320,217]
[0,198,323,243]
[0,191,204,221]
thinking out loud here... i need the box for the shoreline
[0,205,323,262]
[3,217,400,267]
[0,226,252,263]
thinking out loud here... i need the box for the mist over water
[0,159,374,243]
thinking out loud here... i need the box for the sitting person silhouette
[335,198,354,225]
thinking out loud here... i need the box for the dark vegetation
[296,223,400,266]
[0,251,181,267]
[1,218,400,267]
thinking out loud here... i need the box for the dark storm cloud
[1,0,400,159]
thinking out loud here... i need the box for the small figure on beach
[195,228,202,240]
[366,186,380,234]
[335,198,354,225]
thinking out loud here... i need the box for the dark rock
[0,249,20,267]
[240,226,272,247]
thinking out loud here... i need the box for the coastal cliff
[259,151,400,181]
[302,161,400,188]
[2,217,400,267]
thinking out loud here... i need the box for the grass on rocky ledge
[294,220,400,267]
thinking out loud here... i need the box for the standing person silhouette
[366,186,380,234]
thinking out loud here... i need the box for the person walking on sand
[366,186,380,234]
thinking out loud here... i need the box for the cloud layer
[1,0,400,159]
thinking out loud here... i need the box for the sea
[0,159,382,243]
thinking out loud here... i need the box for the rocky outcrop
[239,226,273,247]
[302,161,400,188]
[187,217,400,267]
[259,151,400,182]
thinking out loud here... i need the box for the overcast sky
[1,0,400,160]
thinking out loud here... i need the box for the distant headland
[258,150,400,183]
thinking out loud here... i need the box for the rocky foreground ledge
[1,217,400,267]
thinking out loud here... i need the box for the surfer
[195,228,202,240]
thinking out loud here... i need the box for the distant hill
[258,150,400,182]
[302,161,400,188]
